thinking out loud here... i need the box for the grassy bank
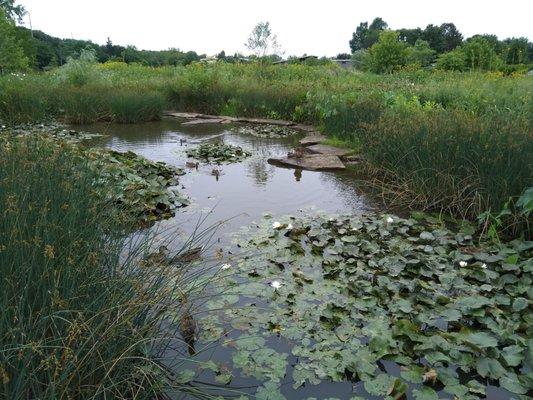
[0,63,531,231]
[0,136,197,399]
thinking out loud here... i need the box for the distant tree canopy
[349,17,388,52]
[0,9,28,73]
[349,17,532,74]
[7,28,205,71]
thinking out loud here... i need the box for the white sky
[17,0,533,57]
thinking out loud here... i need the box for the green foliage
[364,31,410,73]
[407,39,437,67]
[435,50,466,71]
[0,9,28,73]
[186,142,251,164]
[0,135,195,398]
[349,17,388,52]
[55,47,102,86]
[0,0,25,21]
[205,212,532,397]
[461,37,504,71]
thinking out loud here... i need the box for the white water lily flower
[270,280,282,289]
[272,221,282,229]
[459,261,468,267]
[386,217,394,223]
[287,223,293,230]
[481,263,487,269]
[221,263,231,270]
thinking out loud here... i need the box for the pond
[80,119,528,400]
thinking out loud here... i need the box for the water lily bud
[459,261,468,267]
[221,263,231,270]
[287,223,293,230]
[272,221,281,229]
[386,217,394,223]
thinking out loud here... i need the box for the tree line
[348,17,532,73]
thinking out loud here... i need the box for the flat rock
[306,144,352,158]
[293,124,317,133]
[234,117,295,126]
[268,154,345,171]
[182,118,229,125]
[299,135,327,146]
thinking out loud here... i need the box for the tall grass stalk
[0,136,211,399]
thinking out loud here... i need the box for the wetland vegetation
[1,2,532,399]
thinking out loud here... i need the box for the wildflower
[287,223,293,230]
[221,263,231,270]
[459,261,468,267]
[44,245,55,259]
[270,280,282,289]
[272,221,281,229]
[386,217,394,223]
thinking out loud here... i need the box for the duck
[288,147,305,159]
[186,161,199,169]
[211,168,221,181]
[141,245,169,268]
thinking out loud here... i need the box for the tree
[503,37,529,64]
[364,30,409,73]
[422,23,463,54]
[407,39,436,67]
[349,17,388,52]
[0,9,28,73]
[245,21,282,58]
[461,37,503,70]
[0,0,25,21]
[398,28,423,45]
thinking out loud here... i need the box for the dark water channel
[81,119,513,400]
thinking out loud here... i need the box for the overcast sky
[17,0,533,57]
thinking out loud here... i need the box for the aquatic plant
[238,124,299,139]
[0,135,207,399]
[186,142,251,164]
[201,212,532,398]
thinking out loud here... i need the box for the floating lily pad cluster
[86,149,189,223]
[186,142,251,164]
[0,122,104,142]
[238,125,299,139]
[201,213,532,399]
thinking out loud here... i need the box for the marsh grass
[0,136,213,399]
[0,64,531,233]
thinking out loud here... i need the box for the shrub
[364,31,410,73]
[435,50,467,71]
[55,48,103,86]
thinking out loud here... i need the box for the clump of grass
[0,136,202,399]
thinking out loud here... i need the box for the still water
[81,119,513,400]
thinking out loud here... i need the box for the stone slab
[306,144,352,158]
[299,135,327,146]
[268,154,345,171]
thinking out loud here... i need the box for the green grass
[0,136,202,399]
[0,63,531,231]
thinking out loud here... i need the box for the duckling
[185,161,199,169]
[179,305,198,355]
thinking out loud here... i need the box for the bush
[55,48,103,86]
[364,31,410,73]
[435,50,466,71]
